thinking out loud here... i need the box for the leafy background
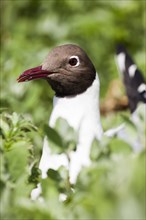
[0,0,145,219]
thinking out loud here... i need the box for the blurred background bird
[108,45,146,152]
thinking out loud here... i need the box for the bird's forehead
[42,44,84,70]
[49,45,82,58]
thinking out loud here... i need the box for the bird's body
[39,74,102,183]
[17,44,103,186]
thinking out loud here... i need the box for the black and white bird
[17,44,103,198]
[17,44,145,199]
[114,45,146,151]
[106,45,146,142]
[116,44,146,113]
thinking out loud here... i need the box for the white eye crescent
[69,56,80,67]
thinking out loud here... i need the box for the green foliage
[44,118,78,154]
[0,111,145,219]
[0,112,37,149]
[0,1,145,219]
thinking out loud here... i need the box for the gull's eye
[69,56,80,67]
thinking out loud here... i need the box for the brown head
[17,44,96,97]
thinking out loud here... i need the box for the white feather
[116,52,126,73]
[39,74,103,183]
[137,83,146,93]
[128,64,137,78]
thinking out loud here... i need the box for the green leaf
[47,169,62,182]
[109,137,132,154]
[11,112,19,126]
[0,117,10,138]
[55,118,78,144]
[44,118,78,153]
[90,138,101,161]
[5,142,29,181]
[44,124,64,153]
[28,165,41,185]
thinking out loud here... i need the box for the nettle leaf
[47,168,71,195]
[11,112,19,127]
[90,138,112,163]
[90,138,101,161]
[47,169,62,182]
[41,178,60,200]
[28,164,41,185]
[44,118,78,153]
[0,117,10,138]
[5,142,29,181]
[1,112,38,151]
[55,118,78,144]
[109,137,132,154]
[58,166,69,182]
[55,118,78,152]
[44,124,64,153]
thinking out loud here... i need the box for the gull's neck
[49,74,103,140]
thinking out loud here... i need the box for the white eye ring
[69,56,80,67]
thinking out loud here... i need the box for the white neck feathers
[49,74,103,140]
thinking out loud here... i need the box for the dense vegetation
[0,0,145,219]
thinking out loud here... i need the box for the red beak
[17,65,50,83]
